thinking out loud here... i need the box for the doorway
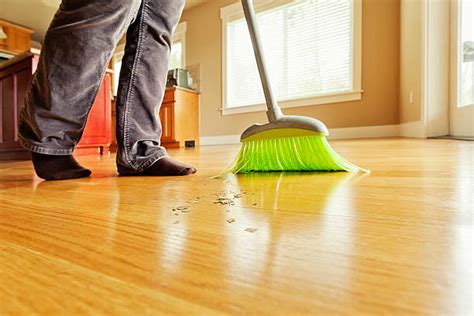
[450,0,474,137]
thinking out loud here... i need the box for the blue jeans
[18,0,185,172]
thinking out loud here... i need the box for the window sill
[221,90,363,116]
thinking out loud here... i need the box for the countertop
[166,85,200,94]
[0,48,40,71]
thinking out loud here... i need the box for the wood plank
[0,138,472,315]
[0,241,222,315]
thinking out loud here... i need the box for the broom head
[227,128,365,174]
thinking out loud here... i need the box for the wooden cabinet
[159,87,200,148]
[0,52,112,160]
[0,20,33,55]
[76,73,112,156]
[0,53,39,160]
[160,102,174,142]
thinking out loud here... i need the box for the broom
[226,0,367,174]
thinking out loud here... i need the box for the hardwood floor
[0,138,472,315]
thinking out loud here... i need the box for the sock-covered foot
[31,152,92,180]
[139,157,196,176]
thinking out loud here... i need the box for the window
[112,52,124,97]
[169,40,183,69]
[169,22,187,70]
[220,0,362,115]
[111,22,187,97]
[458,0,474,107]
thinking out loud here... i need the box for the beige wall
[0,0,57,42]
[181,0,401,137]
[399,0,422,123]
[0,0,205,42]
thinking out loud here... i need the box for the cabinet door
[0,74,15,144]
[0,56,38,159]
[159,102,174,141]
[0,67,30,147]
[1,26,31,54]
[79,74,111,146]
[16,68,31,136]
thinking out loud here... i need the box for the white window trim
[451,0,474,109]
[220,0,363,116]
[173,21,187,68]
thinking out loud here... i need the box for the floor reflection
[220,172,368,291]
[224,171,364,212]
[24,169,374,301]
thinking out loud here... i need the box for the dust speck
[244,227,258,233]
[214,197,235,206]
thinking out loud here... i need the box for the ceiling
[0,0,210,42]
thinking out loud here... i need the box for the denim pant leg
[18,0,142,155]
[115,0,185,173]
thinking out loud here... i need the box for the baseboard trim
[326,124,400,140]
[200,123,427,146]
[400,121,426,138]
[200,134,241,146]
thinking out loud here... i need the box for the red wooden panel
[81,85,106,140]
[0,55,37,159]
[1,74,15,143]
[0,54,111,159]
[15,68,31,141]
[0,76,3,142]
[78,74,111,148]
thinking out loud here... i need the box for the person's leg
[19,0,142,180]
[115,0,196,176]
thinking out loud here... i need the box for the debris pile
[244,227,258,233]
[170,189,258,233]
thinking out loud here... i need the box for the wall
[0,0,58,42]
[399,0,422,123]
[0,0,207,43]
[181,0,401,137]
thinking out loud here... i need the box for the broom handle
[241,0,283,122]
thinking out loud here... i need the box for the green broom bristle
[225,129,366,174]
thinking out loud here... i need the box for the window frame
[172,21,187,69]
[453,0,474,108]
[220,0,363,115]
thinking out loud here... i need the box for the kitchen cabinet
[76,73,112,156]
[159,86,200,148]
[0,19,34,55]
[0,52,112,160]
[0,52,38,159]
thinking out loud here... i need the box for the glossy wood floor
[0,138,472,315]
